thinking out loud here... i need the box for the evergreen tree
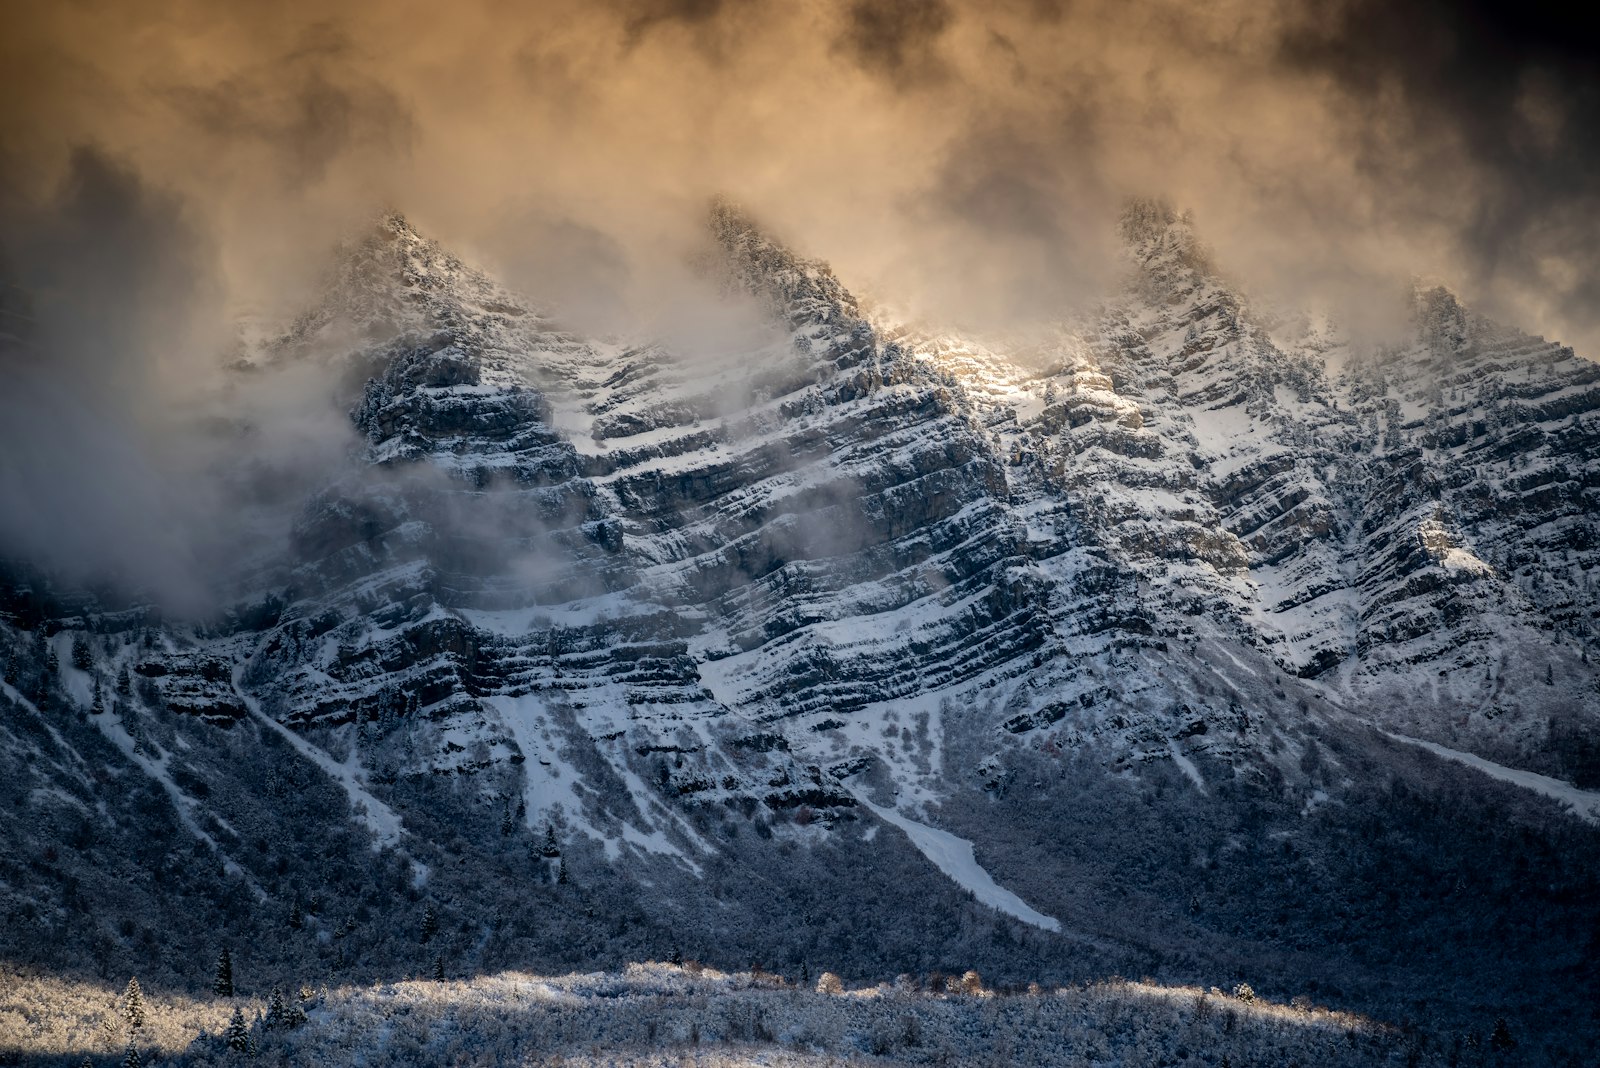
[123,976,147,1031]
[44,644,58,678]
[123,1039,142,1068]
[265,986,286,1029]
[225,1007,250,1052]
[542,824,560,858]
[91,678,105,715]
[420,905,438,944]
[1489,1017,1516,1052]
[214,946,235,997]
[71,635,93,671]
[557,859,568,885]
[433,955,445,982]
[499,806,515,836]
[288,898,303,930]
[116,663,132,696]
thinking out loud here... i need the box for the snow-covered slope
[3,201,1599,1052]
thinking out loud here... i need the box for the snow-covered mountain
[3,200,1598,1058]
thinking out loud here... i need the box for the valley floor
[1,962,1484,1067]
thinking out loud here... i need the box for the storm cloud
[1,0,1595,603]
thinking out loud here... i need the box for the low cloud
[2,0,1595,606]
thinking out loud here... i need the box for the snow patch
[1385,731,1600,824]
[851,792,1061,932]
[231,665,407,850]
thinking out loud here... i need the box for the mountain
[2,200,1597,1061]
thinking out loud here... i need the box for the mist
[2,0,1594,609]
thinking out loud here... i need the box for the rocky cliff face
[13,201,1600,846]
[3,202,1599,1042]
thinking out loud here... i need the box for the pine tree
[123,1039,142,1068]
[265,986,286,1029]
[433,955,445,982]
[91,678,105,715]
[288,899,303,930]
[499,806,515,836]
[72,635,93,671]
[214,946,234,997]
[225,1007,250,1052]
[123,976,147,1031]
[1489,1017,1516,1052]
[557,859,568,885]
[116,663,132,696]
[542,824,560,858]
[420,905,438,944]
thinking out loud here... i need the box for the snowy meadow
[2,960,1480,1067]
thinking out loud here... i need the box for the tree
[91,679,105,715]
[557,859,568,885]
[420,905,438,944]
[1489,1017,1516,1052]
[288,898,303,930]
[123,976,147,1031]
[541,824,560,858]
[433,955,445,982]
[266,986,286,1029]
[214,947,234,997]
[72,635,93,671]
[225,1007,250,1052]
[116,664,132,696]
[816,971,843,995]
[123,1039,143,1068]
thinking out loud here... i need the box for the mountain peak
[704,196,861,330]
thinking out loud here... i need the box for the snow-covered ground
[1385,731,1600,824]
[0,962,1420,1068]
[231,664,407,850]
[851,794,1061,932]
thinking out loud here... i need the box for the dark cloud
[1278,0,1600,333]
[616,0,765,58]
[165,26,414,187]
[4,0,1600,606]
[0,146,225,607]
[835,0,955,87]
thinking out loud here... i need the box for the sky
[0,0,1595,604]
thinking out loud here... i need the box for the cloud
[834,0,955,87]
[1275,0,1600,341]
[2,0,1597,605]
